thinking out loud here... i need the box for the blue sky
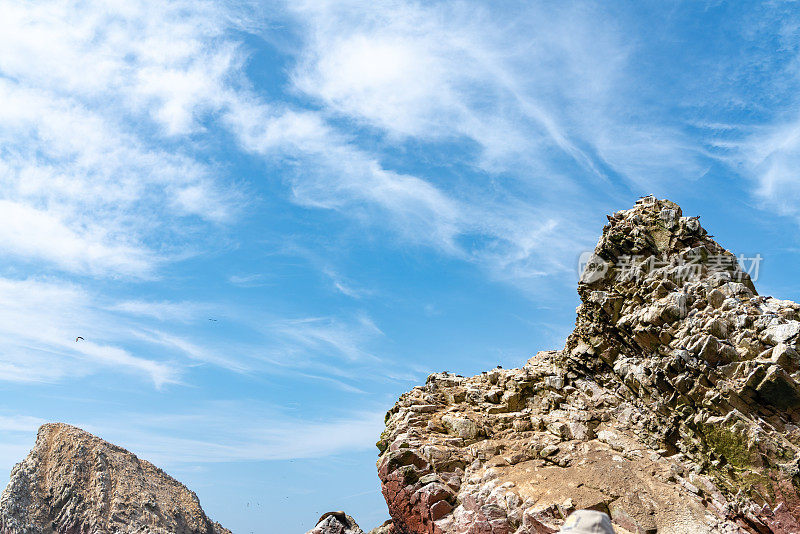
[2,0,800,532]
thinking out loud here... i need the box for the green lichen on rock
[701,424,753,470]
[400,465,419,485]
[376,428,392,453]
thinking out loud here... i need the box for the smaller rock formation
[306,511,364,534]
[0,423,230,534]
[368,520,394,534]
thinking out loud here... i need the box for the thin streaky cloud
[55,406,386,465]
[109,300,208,323]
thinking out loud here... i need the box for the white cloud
[0,415,47,433]
[294,30,451,138]
[274,315,382,361]
[110,300,206,322]
[0,0,239,133]
[248,0,709,288]
[199,311,426,392]
[0,199,153,277]
[0,277,180,387]
[730,118,800,221]
[80,405,386,464]
[0,0,240,278]
[0,275,413,390]
[323,269,373,299]
[135,329,251,373]
[221,98,467,253]
[0,0,636,290]
[223,93,594,286]
[0,414,48,472]
[227,274,267,287]
[287,0,704,184]
[75,341,179,389]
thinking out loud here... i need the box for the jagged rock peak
[0,423,230,534]
[374,197,800,534]
[567,194,762,367]
[577,194,755,294]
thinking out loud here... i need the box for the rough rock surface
[0,423,230,534]
[305,511,365,534]
[375,197,800,534]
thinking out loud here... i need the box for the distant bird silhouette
[208,318,217,322]
[75,337,84,342]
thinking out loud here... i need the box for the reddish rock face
[378,450,454,534]
[375,197,800,534]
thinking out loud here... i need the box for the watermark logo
[577,252,762,283]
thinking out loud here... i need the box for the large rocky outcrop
[0,423,230,534]
[375,197,800,534]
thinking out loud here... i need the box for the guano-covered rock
[0,423,230,534]
[375,197,800,534]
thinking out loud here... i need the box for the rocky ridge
[373,197,800,534]
[0,423,230,534]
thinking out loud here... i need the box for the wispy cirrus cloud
[118,405,385,464]
[0,0,648,292]
[690,7,800,227]
[0,0,241,278]
[287,0,705,185]
[133,329,251,373]
[0,278,268,387]
[0,414,47,433]
[109,299,208,323]
[0,275,413,392]
[223,102,465,253]
[0,405,385,468]
[0,278,180,387]
[323,269,374,299]
[261,0,714,288]
[0,272,408,391]
[0,414,49,474]
[268,315,383,364]
[252,314,407,392]
[736,122,800,217]
[0,198,154,278]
